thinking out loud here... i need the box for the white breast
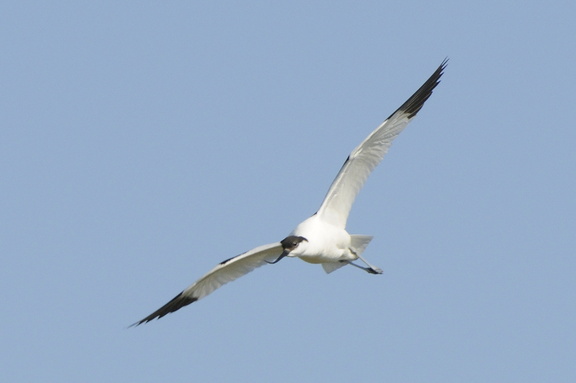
[290,215,356,263]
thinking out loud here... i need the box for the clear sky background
[2,1,575,382]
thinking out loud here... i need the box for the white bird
[132,60,446,326]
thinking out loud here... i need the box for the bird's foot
[367,267,383,274]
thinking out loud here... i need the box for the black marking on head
[131,291,198,326]
[389,59,447,120]
[280,235,308,251]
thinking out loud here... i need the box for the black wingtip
[389,58,448,120]
[130,292,198,327]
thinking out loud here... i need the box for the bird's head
[266,236,308,264]
[280,235,308,256]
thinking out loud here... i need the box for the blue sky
[2,1,575,382]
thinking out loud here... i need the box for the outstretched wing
[316,60,447,228]
[132,242,283,326]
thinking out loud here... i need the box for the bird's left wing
[131,242,282,326]
[316,60,446,228]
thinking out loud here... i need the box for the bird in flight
[132,60,447,326]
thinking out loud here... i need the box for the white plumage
[132,60,446,326]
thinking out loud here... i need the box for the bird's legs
[357,254,383,274]
[346,248,383,274]
[344,255,383,274]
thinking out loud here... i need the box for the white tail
[350,235,373,256]
[321,235,374,274]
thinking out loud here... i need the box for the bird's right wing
[132,242,282,326]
